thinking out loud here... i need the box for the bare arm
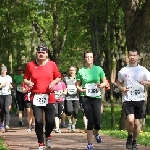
[22,87,30,93]
[116,80,129,92]
[97,77,107,88]
[75,80,86,93]
[49,77,61,89]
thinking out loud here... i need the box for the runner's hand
[49,81,55,89]
[139,80,148,86]
[121,87,129,92]
[28,81,34,88]
[97,83,105,88]
[2,82,8,86]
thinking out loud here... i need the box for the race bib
[54,91,62,100]
[2,85,10,94]
[127,85,145,100]
[67,85,77,95]
[27,92,31,101]
[33,94,48,106]
[17,85,22,92]
[114,87,119,93]
[85,83,101,97]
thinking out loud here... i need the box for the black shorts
[123,100,145,119]
[24,100,32,108]
[113,92,120,99]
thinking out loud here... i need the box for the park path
[0,113,150,150]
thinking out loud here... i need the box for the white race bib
[27,92,31,101]
[17,85,22,92]
[85,83,101,97]
[2,85,10,94]
[54,91,62,100]
[127,85,145,100]
[67,85,77,95]
[33,94,48,106]
[114,87,119,93]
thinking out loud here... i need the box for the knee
[94,124,101,130]
[87,122,93,130]
[73,112,78,119]
[128,119,134,125]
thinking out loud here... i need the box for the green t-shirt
[76,65,105,98]
[13,74,24,85]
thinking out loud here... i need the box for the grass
[0,138,7,150]
[76,103,150,147]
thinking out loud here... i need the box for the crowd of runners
[0,44,149,150]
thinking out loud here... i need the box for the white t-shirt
[118,65,150,102]
[0,75,12,95]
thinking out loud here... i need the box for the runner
[0,65,13,132]
[76,50,107,150]
[117,48,150,150]
[60,72,68,128]
[24,44,61,150]
[53,76,67,133]
[105,78,110,103]
[79,95,87,133]
[64,66,79,132]
[22,82,35,132]
[13,66,24,126]
[113,81,120,103]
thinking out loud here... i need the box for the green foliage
[0,138,7,150]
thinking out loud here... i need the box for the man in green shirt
[13,66,24,126]
[76,51,107,150]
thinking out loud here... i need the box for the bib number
[114,87,119,93]
[85,83,101,97]
[128,85,145,99]
[54,91,62,100]
[33,94,48,106]
[17,85,22,92]
[67,85,77,95]
[2,85,10,94]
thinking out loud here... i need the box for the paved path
[0,113,150,150]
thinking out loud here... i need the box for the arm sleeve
[52,62,61,79]
[118,71,123,82]
[144,68,150,80]
[62,82,66,90]
[100,67,105,79]
[9,76,12,83]
[24,63,31,80]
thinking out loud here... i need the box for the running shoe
[95,134,102,143]
[87,144,93,150]
[72,124,76,132]
[67,124,72,130]
[1,123,5,132]
[5,125,9,131]
[27,128,32,132]
[45,136,52,148]
[126,135,133,149]
[19,120,23,126]
[132,142,138,150]
[38,143,45,150]
[54,128,61,133]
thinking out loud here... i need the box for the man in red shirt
[24,44,61,150]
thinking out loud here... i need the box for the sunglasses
[37,51,47,54]
[17,69,23,71]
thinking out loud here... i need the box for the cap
[1,66,7,71]
[36,45,48,52]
